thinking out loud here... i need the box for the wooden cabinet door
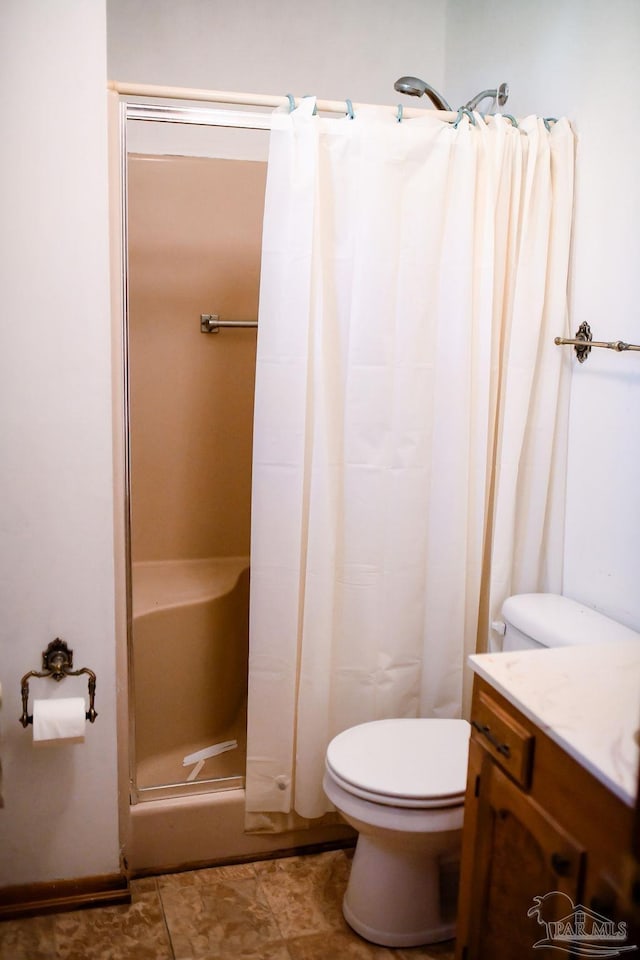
[464,756,585,960]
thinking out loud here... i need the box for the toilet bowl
[323,718,470,947]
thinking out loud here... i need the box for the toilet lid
[326,718,470,808]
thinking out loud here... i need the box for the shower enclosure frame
[114,99,272,808]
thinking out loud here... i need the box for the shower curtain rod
[109,81,460,121]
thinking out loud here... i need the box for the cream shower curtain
[246,99,574,831]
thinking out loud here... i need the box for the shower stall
[127,150,265,803]
[119,105,353,871]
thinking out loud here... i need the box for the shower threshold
[133,774,244,804]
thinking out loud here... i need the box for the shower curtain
[246,99,574,831]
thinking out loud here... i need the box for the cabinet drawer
[471,690,535,788]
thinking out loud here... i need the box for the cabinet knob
[551,852,572,876]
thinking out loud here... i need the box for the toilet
[323,717,469,947]
[323,592,640,948]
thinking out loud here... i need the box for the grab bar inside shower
[201,314,258,334]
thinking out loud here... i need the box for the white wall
[0,1,120,885]
[106,0,448,108]
[446,0,640,630]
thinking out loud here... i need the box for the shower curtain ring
[503,114,519,127]
[285,93,295,113]
[345,98,354,119]
[543,117,558,131]
[454,106,476,128]
[396,103,403,123]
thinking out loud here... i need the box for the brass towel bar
[555,322,640,363]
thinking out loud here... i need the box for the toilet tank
[500,593,640,651]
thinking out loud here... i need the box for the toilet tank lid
[501,593,640,648]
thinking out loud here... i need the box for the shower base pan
[133,711,246,803]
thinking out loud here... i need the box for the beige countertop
[469,640,640,807]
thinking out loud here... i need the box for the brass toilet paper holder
[19,638,98,728]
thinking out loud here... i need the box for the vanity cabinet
[455,677,639,960]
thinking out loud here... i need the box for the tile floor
[0,850,456,960]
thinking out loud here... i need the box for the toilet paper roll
[32,698,86,744]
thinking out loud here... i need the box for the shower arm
[464,83,510,113]
[393,78,509,116]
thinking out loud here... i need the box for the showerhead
[394,76,426,97]
[393,76,452,112]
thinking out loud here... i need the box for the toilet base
[341,830,460,948]
[343,898,455,948]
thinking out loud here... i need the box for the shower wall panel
[127,155,267,562]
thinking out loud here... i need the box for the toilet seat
[325,718,470,809]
